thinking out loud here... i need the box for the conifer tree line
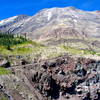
[0,33,27,50]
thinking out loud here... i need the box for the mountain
[0,15,30,33]
[0,7,100,40]
[0,7,100,100]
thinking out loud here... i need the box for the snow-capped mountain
[0,16,18,25]
[0,15,30,33]
[0,7,100,39]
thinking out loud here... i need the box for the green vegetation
[0,97,8,100]
[0,33,100,59]
[62,45,82,55]
[0,93,9,100]
[61,45,96,56]
[0,33,27,50]
[0,33,44,55]
[0,67,11,75]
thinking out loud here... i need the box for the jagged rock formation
[0,55,100,100]
[31,56,100,100]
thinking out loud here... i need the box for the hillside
[0,7,100,60]
[0,7,100,100]
[0,7,100,40]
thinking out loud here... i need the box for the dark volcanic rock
[31,56,100,100]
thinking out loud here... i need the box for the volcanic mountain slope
[0,15,30,33]
[0,7,100,40]
[0,7,100,100]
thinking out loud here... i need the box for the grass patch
[47,52,63,59]
[0,33,45,56]
[61,45,96,56]
[0,93,9,100]
[0,97,8,100]
[0,33,99,59]
[0,67,11,75]
[62,45,83,55]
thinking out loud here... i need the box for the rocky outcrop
[31,56,100,100]
[0,55,100,100]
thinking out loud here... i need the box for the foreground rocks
[31,56,100,100]
[0,55,100,100]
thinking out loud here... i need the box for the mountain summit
[0,7,100,39]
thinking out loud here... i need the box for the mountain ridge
[0,7,100,40]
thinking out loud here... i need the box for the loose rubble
[0,55,100,100]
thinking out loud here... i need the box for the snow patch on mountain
[0,16,18,25]
[47,12,52,21]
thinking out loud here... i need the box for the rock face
[0,55,100,100]
[0,15,30,33]
[30,56,100,100]
[31,56,100,100]
[0,7,100,39]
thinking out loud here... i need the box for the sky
[0,0,100,20]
